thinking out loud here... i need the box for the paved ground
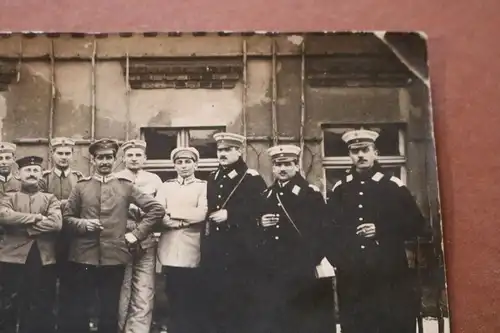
[334,317,451,333]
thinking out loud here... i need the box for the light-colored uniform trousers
[115,168,163,333]
[118,237,157,333]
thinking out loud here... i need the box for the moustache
[27,176,37,180]
[99,164,112,168]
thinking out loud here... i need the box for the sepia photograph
[0,31,449,333]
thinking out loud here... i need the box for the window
[322,124,407,191]
[141,126,225,181]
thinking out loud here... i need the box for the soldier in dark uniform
[38,137,84,332]
[0,142,21,194]
[0,156,62,333]
[62,138,165,333]
[254,144,335,333]
[200,132,267,333]
[326,129,426,333]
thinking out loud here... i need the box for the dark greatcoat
[326,163,426,333]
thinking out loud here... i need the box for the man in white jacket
[156,147,208,333]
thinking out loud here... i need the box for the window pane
[325,168,350,191]
[324,124,403,157]
[143,128,178,160]
[188,128,224,159]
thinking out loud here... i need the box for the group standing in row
[0,129,426,333]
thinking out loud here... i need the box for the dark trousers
[60,263,125,333]
[201,267,253,333]
[254,272,336,333]
[337,270,418,333]
[0,245,57,333]
[55,233,71,332]
[164,266,203,333]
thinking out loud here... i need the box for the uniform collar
[175,174,195,185]
[93,173,115,183]
[0,173,13,183]
[216,157,247,180]
[350,162,383,180]
[273,174,304,190]
[54,167,71,178]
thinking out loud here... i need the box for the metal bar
[125,50,130,140]
[91,39,97,140]
[271,39,278,146]
[16,37,22,82]
[242,38,248,159]
[299,36,306,174]
[48,39,56,167]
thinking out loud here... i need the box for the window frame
[140,126,225,174]
[321,124,408,194]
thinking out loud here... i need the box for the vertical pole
[16,36,22,83]
[91,38,97,140]
[125,50,131,141]
[271,38,278,146]
[299,36,306,176]
[48,39,56,168]
[242,38,248,159]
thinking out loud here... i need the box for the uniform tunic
[200,157,267,333]
[326,164,426,333]
[63,173,165,266]
[0,186,62,333]
[40,168,83,202]
[0,173,21,195]
[156,175,207,268]
[254,174,334,333]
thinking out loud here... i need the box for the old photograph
[0,31,449,333]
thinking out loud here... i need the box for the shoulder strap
[221,172,247,209]
[275,193,302,237]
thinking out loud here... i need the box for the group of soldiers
[0,128,426,333]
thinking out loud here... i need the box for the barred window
[141,126,224,181]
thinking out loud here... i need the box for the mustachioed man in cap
[0,156,62,333]
[253,145,335,333]
[154,147,207,333]
[61,138,165,333]
[0,142,21,194]
[38,137,85,331]
[114,139,163,333]
[200,132,267,333]
[325,129,427,333]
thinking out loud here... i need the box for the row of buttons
[359,180,365,250]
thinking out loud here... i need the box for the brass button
[358,204,363,208]
[361,181,365,184]
[360,245,365,249]
[359,217,364,221]
[275,236,279,240]
[359,192,364,195]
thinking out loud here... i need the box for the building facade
[0,32,446,319]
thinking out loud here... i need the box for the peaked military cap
[342,129,379,149]
[50,137,75,148]
[170,147,200,162]
[16,155,43,169]
[267,144,301,162]
[0,142,16,154]
[89,138,119,156]
[121,139,147,152]
[213,132,245,149]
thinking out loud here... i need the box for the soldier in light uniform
[254,145,334,333]
[0,156,62,333]
[39,137,84,332]
[156,147,207,333]
[200,132,267,333]
[0,142,21,194]
[62,138,165,333]
[326,129,426,333]
[115,139,163,333]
